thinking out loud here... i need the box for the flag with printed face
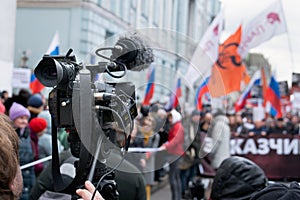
[185,9,224,86]
[30,32,60,93]
[239,0,287,57]
[265,76,282,118]
[208,25,250,97]
[195,77,210,111]
[142,65,155,105]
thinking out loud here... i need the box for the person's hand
[140,158,146,168]
[158,145,166,151]
[76,181,104,200]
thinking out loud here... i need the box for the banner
[231,134,300,180]
[239,0,287,57]
[278,80,289,98]
[291,72,300,93]
[12,68,31,89]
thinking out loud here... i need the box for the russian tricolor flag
[265,76,282,118]
[46,31,60,55]
[234,70,261,112]
[195,77,210,111]
[30,32,60,93]
[164,77,182,110]
[142,65,155,105]
[173,78,182,108]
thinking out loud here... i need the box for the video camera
[34,34,154,199]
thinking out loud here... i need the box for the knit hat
[9,102,30,121]
[211,156,268,200]
[29,117,47,133]
[250,182,300,200]
[28,94,43,108]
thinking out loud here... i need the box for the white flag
[184,8,224,86]
[198,8,224,62]
[239,0,287,58]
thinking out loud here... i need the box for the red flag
[208,25,250,97]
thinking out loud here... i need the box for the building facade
[15,0,220,103]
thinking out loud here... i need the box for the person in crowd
[248,119,267,136]
[27,93,44,121]
[200,112,212,133]
[0,94,5,114]
[1,90,9,103]
[210,156,268,200]
[0,114,23,200]
[237,114,255,136]
[153,107,169,182]
[37,109,51,135]
[125,120,146,173]
[9,102,35,200]
[139,115,160,200]
[227,111,238,133]
[0,114,103,200]
[29,117,48,176]
[208,109,230,170]
[286,114,300,135]
[30,149,146,200]
[159,109,185,200]
[268,117,287,134]
[180,109,202,199]
[4,89,31,115]
[250,182,300,200]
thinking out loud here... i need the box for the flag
[46,31,60,55]
[208,25,250,97]
[30,32,60,93]
[185,8,224,86]
[195,77,210,111]
[265,76,282,118]
[164,76,182,110]
[142,65,155,105]
[198,8,224,62]
[234,70,261,112]
[239,0,287,57]
[173,78,182,108]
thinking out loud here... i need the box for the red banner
[231,134,300,180]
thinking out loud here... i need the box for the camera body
[34,35,154,199]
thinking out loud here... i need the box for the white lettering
[243,139,257,154]
[269,138,283,155]
[284,138,299,155]
[230,139,244,155]
[257,138,270,155]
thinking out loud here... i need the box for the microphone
[110,34,154,71]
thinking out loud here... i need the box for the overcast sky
[220,0,300,84]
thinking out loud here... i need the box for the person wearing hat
[29,117,48,176]
[9,102,35,200]
[210,156,268,200]
[250,182,300,200]
[27,93,44,121]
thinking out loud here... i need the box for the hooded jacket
[163,109,185,156]
[210,156,268,200]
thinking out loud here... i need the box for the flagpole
[279,0,295,74]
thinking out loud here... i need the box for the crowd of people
[1,88,300,200]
